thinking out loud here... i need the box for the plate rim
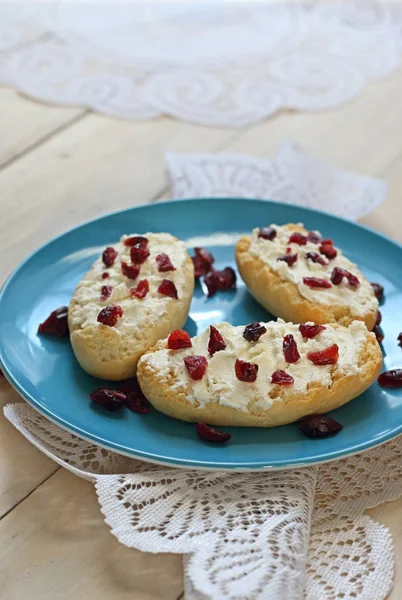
[1,197,402,471]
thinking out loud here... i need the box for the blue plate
[1,198,401,470]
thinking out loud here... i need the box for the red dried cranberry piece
[38,306,69,337]
[308,344,339,365]
[184,355,208,380]
[288,232,307,245]
[258,227,276,241]
[299,323,326,338]
[398,333,402,346]
[331,267,360,288]
[375,311,382,327]
[378,369,402,388]
[102,246,118,267]
[195,247,214,267]
[130,243,150,264]
[97,304,123,327]
[243,322,267,342]
[119,379,151,413]
[102,272,110,279]
[100,285,112,301]
[303,277,332,288]
[192,247,215,279]
[319,240,337,260]
[283,334,300,363]
[371,282,384,301]
[277,253,298,267]
[158,279,178,299]
[196,422,231,443]
[271,370,294,385]
[156,253,176,272]
[208,325,226,355]
[307,231,321,243]
[305,252,327,266]
[90,388,127,411]
[235,359,258,382]
[130,279,149,299]
[204,267,236,297]
[167,329,192,350]
[299,415,343,438]
[124,236,148,247]
[121,261,140,280]
[373,326,384,344]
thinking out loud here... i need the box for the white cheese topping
[248,224,378,318]
[69,232,187,330]
[142,319,371,413]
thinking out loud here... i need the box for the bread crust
[69,255,194,380]
[137,326,382,427]
[235,231,377,330]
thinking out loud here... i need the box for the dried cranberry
[243,322,267,342]
[130,243,150,264]
[97,304,123,327]
[277,253,298,267]
[398,333,402,346]
[196,422,231,443]
[283,334,300,363]
[303,277,332,288]
[167,329,192,350]
[371,282,384,301]
[121,261,140,280]
[258,227,276,241]
[331,267,360,288]
[305,252,327,266]
[288,232,307,245]
[204,267,236,297]
[208,325,226,355]
[308,344,339,365]
[119,379,151,413]
[124,236,148,247]
[373,326,384,344]
[38,306,69,337]
[235,359,258,382]
[319,240,337,260]
[299,415,343,438]
[102,272,110,279]
[156,253,176,272]
[271,370,294,385]
[158,279,178,299]
[100,285,112,301]
[299,323,326,339]
[130,279,149,299]
[375,311,382,327]
[307,231,321,244]
[192,247,215,279]
[378,369,402,388]
[90,388,127,411]
[102,246,118,267]
[184,355,208,380]
[195,247,214,268]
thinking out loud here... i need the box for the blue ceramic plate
[0,198,401,470]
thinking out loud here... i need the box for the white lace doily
[1,2,402,126]
[1,147,394,599]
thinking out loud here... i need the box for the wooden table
[0,73,402,599]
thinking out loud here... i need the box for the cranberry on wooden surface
[299,323,326,339]
[196,422,231,443]
[303,277,332,289]
[271,370,294,385]
[243,322,267,342]
[371,282,384,301]
[305,252,327,266]
[235,359,258,382]
[277,253,298,267]
[319,240,337,260]
[156,253,176,272]
[167,330,192,350]
[283,334,300,363]
[119,379,152,413]
[38,306,69,337]
[208,326,226,355]
[97,305,123,327]
[102,247,118,267]
[90,388,127,411]
[157,279,178,299]
[124,236,148,247]
[307,231,321,243]
[100,285,112,302]
[299,415,343,438]
[121,261,140,280]
[130,243,150,264]
[184,355,208,380]
[130,279,149,299]
[307,344,339,365]
[258,227,276,241]
[288,232,307,245]
[204,267,236,297]
[378,369,402,388]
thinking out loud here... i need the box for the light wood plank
[0,468,183,600]
[0,88,85,167]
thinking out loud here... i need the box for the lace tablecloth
[1,1,402,126]
[3,144,400,600]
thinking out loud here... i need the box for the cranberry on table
[258,227,276,241]
[167,329,192,350]
[38,306,69,337]
[271,370,294,385]
[208,325,226,355]
[119,379,152,413]
[204,267,236,297]
[299,415,343,438]
[121,261,140,280]
[97,304,123,327]
[277,253,298,267]
[90,388,127,411]
[192,247,215,279]
[235,359,258,382]
[156,253,176,272]
[371,282,384,301]
[130,279,149,299]
[378,369,402,388]
[299,323,326,339]
[308,344,339,365]
[283,334,300,363]
[243,322,267,342]
[184,355,208,380]
[398,333,402,346]
[102,246,118,267]
[196,422,231,443]
[158,279,178,299]
[124,236,149,247]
